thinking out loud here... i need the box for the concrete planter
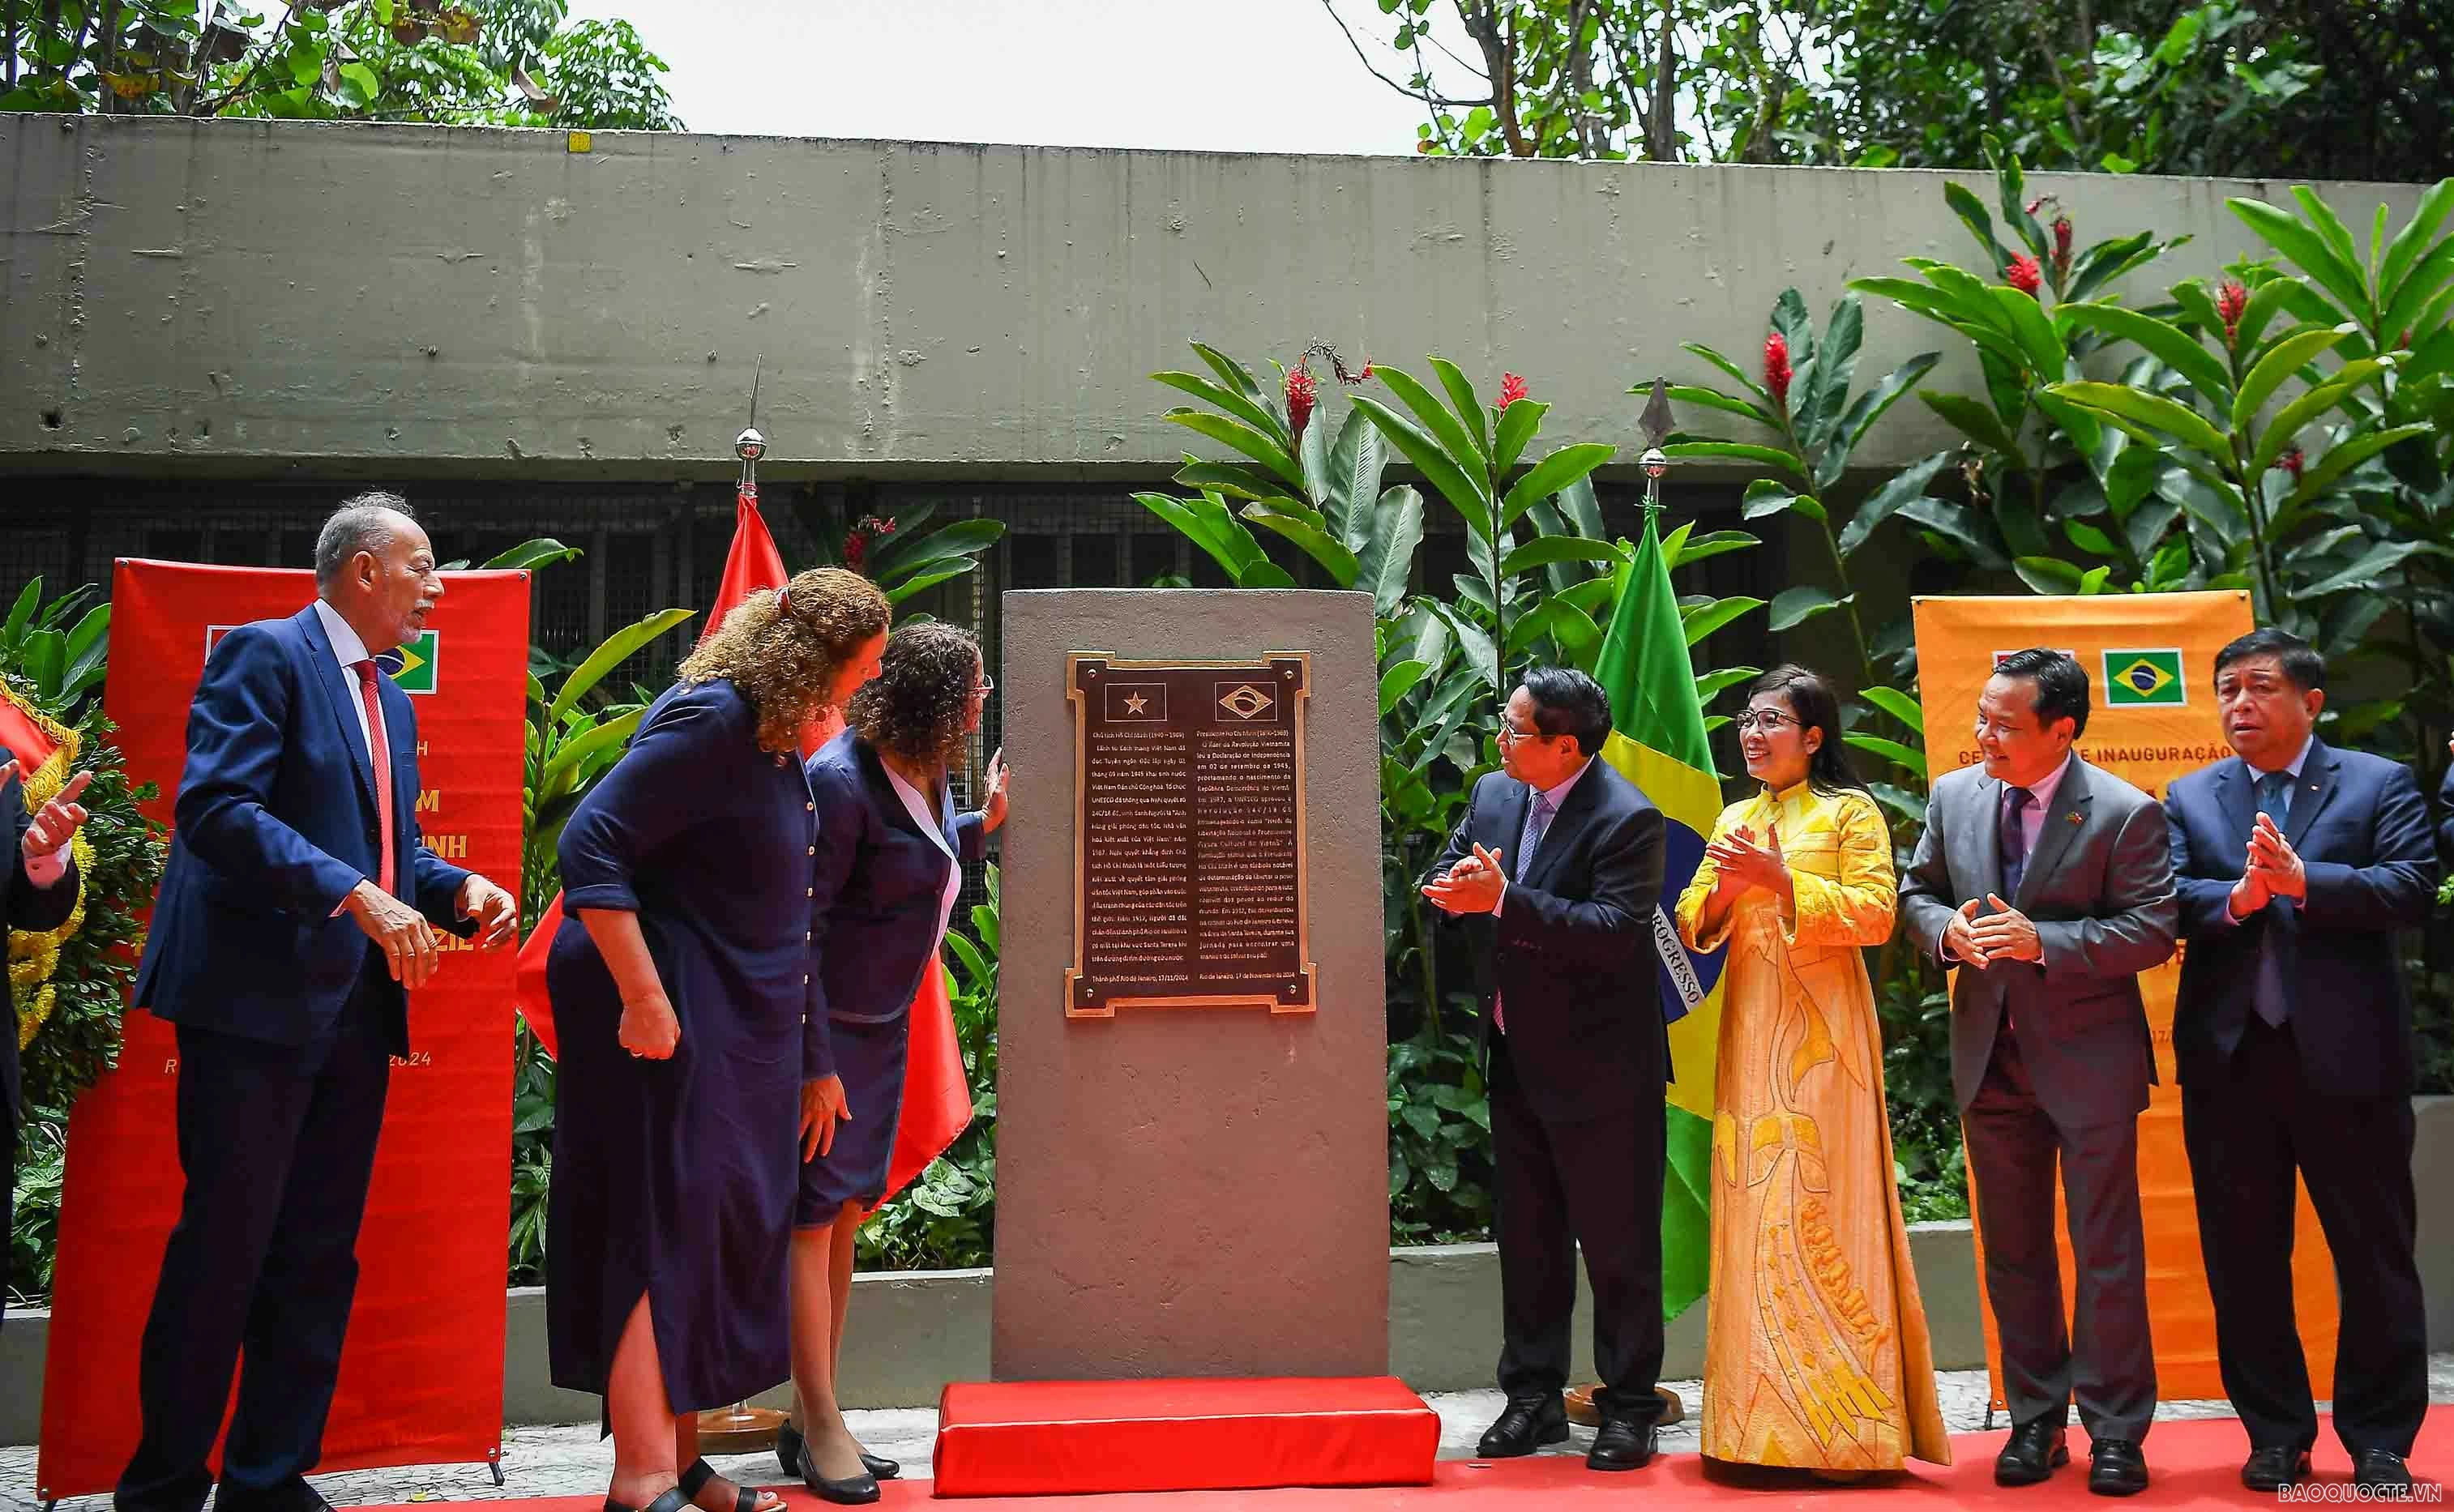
[6,1096,2448,1442]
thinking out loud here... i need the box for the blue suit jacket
[803,729,984,1076]
[134,605,473,1053]
[2165,739,2439,1097]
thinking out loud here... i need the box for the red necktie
[353,660,396,897]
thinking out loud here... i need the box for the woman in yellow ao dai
[1675,665,1951,1475]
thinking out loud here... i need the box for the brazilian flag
[1592,510,1726,1322]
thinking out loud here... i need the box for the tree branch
[1646,0,1679,160]
[2013,0,2088,162]
[1315,0,1491,109]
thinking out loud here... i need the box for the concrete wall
[990,588,1390,1380]
[1,117,2433,483]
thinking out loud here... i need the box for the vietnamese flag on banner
[514,483,973,1203]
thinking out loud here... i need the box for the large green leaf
[2233,325,2352,435]
[1823,352,1941,488]
[1354,485,1425,619]
[1428,357,1490,462]
[1661,440,1811,486]
[1189,341,1266,405]
[538,708,648,797]
[1152,369,1292,452]
[547,607,698,725]
[1768,586,1852,632]
[1694,666,1763,707]
[1301,409,1335,515]
[866,519,1007,584]
[1800,296,1864,456]
[1836,450,1956,559]
[2251,366,2389,476]
[1679,341,1774,406]
[2046,382,2232,463]
[1681,596,1766,647]
[1665,530,1760,567]
[1173,458,1305,508]
[481,538,583,571]
[2376,177,2454,310]
[1,579,41,653]
[2293,186,2366,291]
[1491,398,1547,476]
[2063,303,2233,406]
[1379,660,1432,717]
[1944,179,2012,269]
[1990,283,2069,381]
[1163,409,1310,493]
[2013,555,2088,594]
[882,564,974,605]
[1499,536,1626,576]
[1843,732,1926,779]
[1897,498,2011,570]
[1917,389,2024,456]
[2066,230,2163,305]
[1859,685,1924,735]
[1349,393,1491,537]
[1243,505,1361,587]
[2296,537,2430,597]
[2230,196,2373,322]
[1554,474,1607,540]
[2236,278,2326,359]
[1328,407,1387,550]
[1375,366,1491,502]
[1133,490,1276,585]
[2379,236,2454,349]
[1498,443,1615,527]
[1664,384,1776,431]
[2276,424,2435,512]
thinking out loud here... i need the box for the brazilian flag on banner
[1592,510,1726,1322]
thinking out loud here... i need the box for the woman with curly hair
[775,621,1007,1504]
[545,567,888,1512]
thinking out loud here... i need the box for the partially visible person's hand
[802,1074,852,1162]
[346,879,442,989]
[618,985,681,1061]
[980,747,1011,834]
[11,764,92,859]
[457,873,519,947]
[1970,894,2043,964]
[1942,897,1991,970]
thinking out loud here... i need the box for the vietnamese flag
[512,481,973,1203]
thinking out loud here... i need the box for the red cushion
[931,1376,1440,1498]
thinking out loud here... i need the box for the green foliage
[1386,1010,1490,1243]
[858,865,1000,1271]
[1,0,681,129]
[1345,0,2448,182]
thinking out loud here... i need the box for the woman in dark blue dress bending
[547,567,888,1512]
[777,623,1007,1503]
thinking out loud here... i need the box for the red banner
[37,562,531,1501]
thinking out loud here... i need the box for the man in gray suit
[1901,649,2177,1497]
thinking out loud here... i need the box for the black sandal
[605,1486,694,1512]
[677,1459,785,1512]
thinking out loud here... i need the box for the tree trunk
[1645,0,1678,161]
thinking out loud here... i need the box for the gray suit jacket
[1900,754,2178,1119]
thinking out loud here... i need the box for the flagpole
[694,398,793,1459]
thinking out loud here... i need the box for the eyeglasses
[1733,710,1801,733]
[971,675,995,698]
[1495,716,1550,745]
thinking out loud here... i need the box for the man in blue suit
[2165,628,2438,1497]
[118,495,519,1512]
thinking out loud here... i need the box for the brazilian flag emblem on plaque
[2104,648,2184,707]
[388,630,439,695]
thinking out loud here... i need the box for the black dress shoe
[1477,1396,1569,1458]
[793,1436,879,1506]
[1994,1420,2070,1485]
[2353,1450,2415,1493]
[2088,1438,2148,1497]
[1586,1416,1658,1472]
[2242,1446,2312,1490]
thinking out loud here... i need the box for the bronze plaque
[1064,652,1315,1018]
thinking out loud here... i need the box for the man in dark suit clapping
[1421,667,1669,1475]
[2165,629,2438,1496]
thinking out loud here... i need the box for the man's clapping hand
[457,873,519,947]
[1422,843,1507,915]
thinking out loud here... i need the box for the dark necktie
[1998,785,2035,899]
[2253,770,2293,1027]
[1493,790,1556,1036]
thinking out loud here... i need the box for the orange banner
[1909,590,2336,1413]
[37,562,531,1501]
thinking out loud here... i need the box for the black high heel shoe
[778,1419,900,1482]
[793,1431,880,1506]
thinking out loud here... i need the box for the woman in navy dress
[547,567,888,1512]
[777,622,1007,1503]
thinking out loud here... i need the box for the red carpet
[353,1407,2449,1509]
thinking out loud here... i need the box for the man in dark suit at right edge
[2166,630,2438,1495]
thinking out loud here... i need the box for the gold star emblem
[1124,692,1148,715]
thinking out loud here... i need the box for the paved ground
[8,1356,2451,1510]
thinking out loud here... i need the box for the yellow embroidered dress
[1676,782,1951,1470]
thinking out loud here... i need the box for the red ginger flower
[2273,448,2306,481]
[1498,372,1528,407]
[1286,363,1318,443]
[1763,331,1793,408]
[2006,254,2043,297]
[2052,216,2074,282]
[843,515,897,574]
[2217,280,2249,348]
